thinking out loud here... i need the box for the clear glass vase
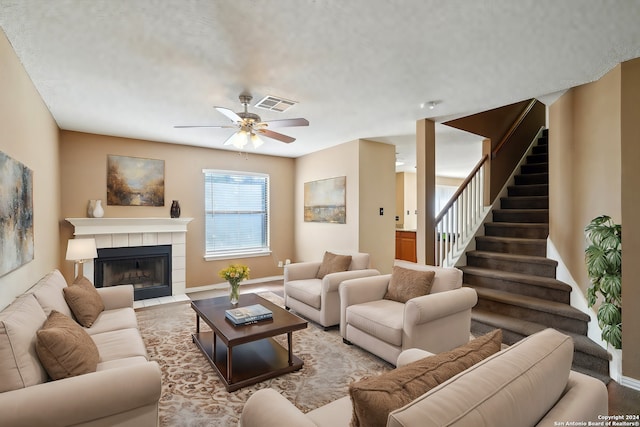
[229,282,239,305]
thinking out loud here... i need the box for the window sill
[204,250,272,261]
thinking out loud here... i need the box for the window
[203,169,270,260]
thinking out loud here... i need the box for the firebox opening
[95,245,172,301]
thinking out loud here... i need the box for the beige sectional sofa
[0,269,161,427]
[241,328,608,427]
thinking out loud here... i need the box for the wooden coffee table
[191,293,307,392]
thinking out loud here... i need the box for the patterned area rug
[136,292,393,426]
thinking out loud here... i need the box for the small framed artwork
[0,151,34,276]
[107,155,165,206]
[304,176,346,223]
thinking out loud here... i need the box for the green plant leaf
[586,286,598,307]
[598,302,621,325]
[602,323,622,349]
[601,274,622,303]
[585,245,607,276]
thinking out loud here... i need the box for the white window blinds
[203,170,270,258]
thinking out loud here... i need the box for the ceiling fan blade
[257,128,296,143]
[215,106,243,123]
[173,125,236,129]
[258,118,309,128]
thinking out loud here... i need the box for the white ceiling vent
[254,95,297,112]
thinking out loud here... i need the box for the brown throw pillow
[384,266,436,303]
[63,276,105,328]
[349,329,503,427]
[316,251,352,279]
[36,310,100,380]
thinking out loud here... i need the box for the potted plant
[584,215,622,349]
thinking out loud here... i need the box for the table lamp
[66,238,98,279]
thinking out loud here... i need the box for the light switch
[379,207,384,215]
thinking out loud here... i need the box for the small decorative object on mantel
[170,200,181,218]
[87,200,96,218]
[218,264,250,305]
[92,200,104,218]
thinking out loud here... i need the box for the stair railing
[434,154,490,267]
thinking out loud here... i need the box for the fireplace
[94,245,172,301]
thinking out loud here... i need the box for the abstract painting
[0,151,34,277]
[304,176,346,223]
[107,155,164,206]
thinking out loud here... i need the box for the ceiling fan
[174,93,309,149]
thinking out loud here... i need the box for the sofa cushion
[63,276,105,327]
[387,328,573,427]
[36,310,100,380]
[84,307,139,335]
[0,294,49,392]
[29,269,75,318]
[285,279,322,309]
[384,266,435,303]
[349,253,370,271]
[91,328,149,362]
[346,299,405,348]
[316,252,352,279]
[349,329,502,427]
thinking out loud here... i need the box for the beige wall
[295,139,395,273]
[620,58,640,379]
[358,139,396,273]
[0,30,61,309]
[549,61,640,382]
[549,65,621,297]
[396,172,417,230]
[59,131,295,288]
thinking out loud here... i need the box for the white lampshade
[66,239,98,262]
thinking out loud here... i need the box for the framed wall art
[107,155,165,206]
[0,151,34,277]
[304,176,346,223]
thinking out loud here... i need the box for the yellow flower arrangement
[218,264,250,304]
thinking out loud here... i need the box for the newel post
[483,138,492,207]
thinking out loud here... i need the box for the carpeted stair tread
[507,184,548,197]
[472,307,546,339]
[461,266,571,293]
[469,285,590,322]
[471,309,611,382]
[466,250,557,267]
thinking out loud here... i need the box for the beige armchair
[284,252,380,328]
[339,261,478,364]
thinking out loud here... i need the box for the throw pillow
[316,251,352,279]
[349,329,503,427]
[63,276,104,328]
[36,310,100,380]
[384,266,436,303]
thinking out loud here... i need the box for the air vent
[254,95,297,112]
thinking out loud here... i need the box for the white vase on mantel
[93,200,104,218]
[87,200,96,218]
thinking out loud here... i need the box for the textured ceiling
[1,0,639,177]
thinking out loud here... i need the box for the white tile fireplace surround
[65,218,193,300]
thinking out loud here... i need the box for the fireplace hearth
[95,245,172,301]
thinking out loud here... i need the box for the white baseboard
[621,375,640,391]
[184,275,284,294]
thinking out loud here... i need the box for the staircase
[461,129,611,382]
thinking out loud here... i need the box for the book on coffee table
[225,304,273,325]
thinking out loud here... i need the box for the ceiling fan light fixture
[231,130,249,149]
[250,132,265,148]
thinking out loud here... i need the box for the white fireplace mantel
[65,217,194,297]
[66,217,193,236]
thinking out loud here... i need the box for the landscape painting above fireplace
[0,151,34,277]
[107,154,164,206]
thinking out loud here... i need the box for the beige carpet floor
[136,292,393,426]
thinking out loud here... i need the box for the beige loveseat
[240,328,608,427]
[340,261,478,364]
[0,269,161,427]
[284,252,380,328]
